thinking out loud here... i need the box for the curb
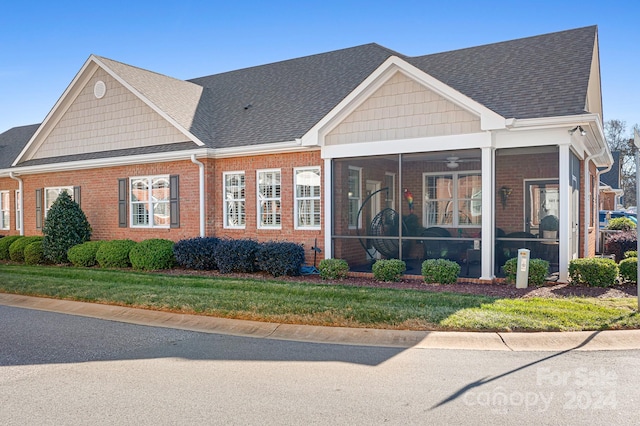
[1,293,639,351]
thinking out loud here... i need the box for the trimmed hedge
[605,231,637,262]
[503,258,550,287]
[619,257,637,284]
[0,235,23,260]
[9,236,43,263]
[129,239,176,271]
[67,241,104,267]
[372,259,406,282]
[607,217,636,231]
[569,258,618,287]
[24,240,45,265]
[318,258,349,280]
[256,241,305,277]
[173,237,220,270]
[96,239,137,268]
[421,259,460,284]
[214,239,260,273]
[624,250,637,259]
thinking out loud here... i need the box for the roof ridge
[187,43,398,82]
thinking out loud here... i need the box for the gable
[325,71,481,146]
[27,67,189,161]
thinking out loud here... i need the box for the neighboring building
[0,26,612,282]
[599,151,623,210]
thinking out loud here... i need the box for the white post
[558,144,571,282]
[480,146,495,280]
[324,157,332,260]
[634,130,640,311]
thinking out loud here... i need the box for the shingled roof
[2,26,599,168]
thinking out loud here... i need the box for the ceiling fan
[444,156,478,169]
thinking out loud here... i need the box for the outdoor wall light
[500,186,512,209]
[568,125,586,136]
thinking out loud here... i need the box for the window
[130,176,170,228]
[15,190,21,231]
[224,172,245,228]
[384,173,395,210]
[44,187,74,216]
[294,167,321,229]
[0,191,9,230]
[257,169,281,228]
[348,167,362,228]
[423,172,481,227]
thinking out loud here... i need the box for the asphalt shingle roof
[1,26,598,168]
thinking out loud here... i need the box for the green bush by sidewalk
[129,239,175,271]
[569,258,618,287]
[421,259,460,284]
[619,257,637,284]
[318,258,349,280]
[9,236,43,263]
[503,258,550,286]
[96,239,137,268]
[24,241,45,265]
[0,236,23,260]
[68,241,104,267]
[372,259,406,282]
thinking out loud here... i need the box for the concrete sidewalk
[2,293,639,352]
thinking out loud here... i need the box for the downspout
[594,162,613,253]
[9,172,24,236]
[583,147,608,257]
[190,155,206,238]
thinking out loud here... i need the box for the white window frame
[294,166,321,230]
[384,172,396,210]
[44,187,74,217]
[0,191,9,230]
[422,171,481,228]
[15,190,21,231]
[348,166,362,229]
[130,175,170,228]
[257,169,281,229]
[223,171,246,229]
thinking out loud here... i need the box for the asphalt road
[1,305,639,425]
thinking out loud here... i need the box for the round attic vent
[94,80,106,99]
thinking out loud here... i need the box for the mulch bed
[160,268,638,299]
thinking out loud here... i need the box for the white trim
[301,56,505,147]
[9,173,23,235]
[324,158,332,260]
[129,175,171,229]
[256,168,282,230]
[222,171,246,229]
[480,147,494,280]
[190,155,206,237]
[322,133,492,160]
[0,190,9,230]
[293,166,322,230]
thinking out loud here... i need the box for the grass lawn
[0,263,638,331]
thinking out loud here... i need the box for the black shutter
[118,178,128,228]
[35,188,43,231]
[73,186,81,207]
[169,175,180,228]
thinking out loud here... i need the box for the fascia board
[91,56,206,147]
[300,56,506,146]
[12,56,99,166]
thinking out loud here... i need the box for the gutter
[190,155,206,238]
[8,172,24,236]
[594,162,613,254]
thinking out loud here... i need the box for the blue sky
[1,0,638,135]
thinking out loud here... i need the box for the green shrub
[67,241,104,267]
[129,239,176,271]
[624,250,637,259]
[318,258,349,280]
[605,231,637,262]
[619,257,637,284]
[421,259,461,284]
[96,239,137,268]
[255,241,305,277]
[9,236,43,263]
[569,258,618,287]
[607,217,636,231]
[503,258,550,286]
[372,259,406,282]
[0,235,23,260]
[24,241,45,265]
[42,191,92,263]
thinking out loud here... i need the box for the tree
[42,191,92,263]
[604,120,640,207]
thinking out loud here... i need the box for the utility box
[516,249,530,289]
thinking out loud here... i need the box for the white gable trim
[300,56,506,147]
[12,55,205,166]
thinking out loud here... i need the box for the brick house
[0,26,611,282]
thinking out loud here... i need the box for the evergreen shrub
[9,236,43,263]
[372,259,406,282]
[96,239,137,268]
[42,191,92,263]
[129,239,176,271]
[67,241,104,267]
[568,258,618,287]
[173,237,220,270]
[421,259,461,284]
[318,258,349,280]
[256,241,305,277]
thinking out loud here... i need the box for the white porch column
[558,144,571,282]
[480,146,495,280]
[323,157,332,260]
